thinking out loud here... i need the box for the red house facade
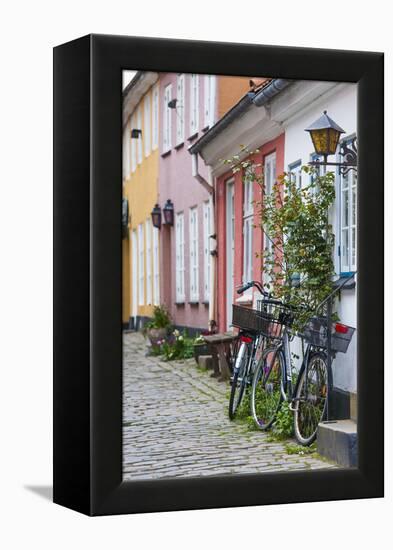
[215,134,285,331]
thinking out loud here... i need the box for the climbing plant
[223,148,336,328]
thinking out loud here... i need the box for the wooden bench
[202,332,237,381]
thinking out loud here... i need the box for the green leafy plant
[162,330,195,361]
[271,401,294,439]
[143,304,172,332]
[223,149,336,329]
[285,442,317,455]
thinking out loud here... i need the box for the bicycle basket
[302,316,355,353]
[256,300,294,339]
[231,304,266,334]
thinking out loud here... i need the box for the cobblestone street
[123,332,335,480]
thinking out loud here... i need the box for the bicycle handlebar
[236,281,269,297]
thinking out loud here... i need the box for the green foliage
[285,442,317,455]
[271,401,294,439]
[223,148,336,330]
[144,304,172,331]
[161,330,195,361]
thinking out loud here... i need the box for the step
[317,419,357,467]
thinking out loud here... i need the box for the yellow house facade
[122,72,160,328]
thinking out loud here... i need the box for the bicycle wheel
[228,341,250,420]
[250,346,284,430]
[293,352,329,445]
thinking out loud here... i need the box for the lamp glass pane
[311,129,329,155]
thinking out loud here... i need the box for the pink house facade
[158,72,250,332]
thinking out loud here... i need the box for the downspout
[191,153,217,331]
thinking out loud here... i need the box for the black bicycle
[250,274,356,445]
[228,281,270,420]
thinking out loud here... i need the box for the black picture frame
[53,34,384,516]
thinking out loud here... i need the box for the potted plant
[193,331,214,364]
[143,305,172,348]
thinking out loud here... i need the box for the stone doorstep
[197,355,214,370]
[317,419,358,468]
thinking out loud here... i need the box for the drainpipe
[191,153,216,331]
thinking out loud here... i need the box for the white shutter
[203,201,211,301]
[189,207,199,302]
[137,107,142,164]
[204,75,215,129]
[163,84,172,153]
[145,219,152,305]
[138,224,144,305]
[144,93,151,157]
[131,114,136,172]
[176,74,185,145]
[175,213,185,302]
[190,74,199,136]
[152,84,159,150]
[152,226,160,305]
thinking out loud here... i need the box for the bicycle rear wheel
[228,341,250,420]
[250,346,284,430]
[293,352,329,445]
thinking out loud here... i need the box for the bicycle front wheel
[250,346,284,430]
[293,352,329,446]
[228,341,250,420]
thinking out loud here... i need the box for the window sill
[188,132,198,142]
[202,125,210,133]
[335,276,356,290]
[161,149,171,158]
[174,141,184,150]
[188,300,199,305]
[202,300,209,306]
[235,294,253,305]
[175,301,185,306]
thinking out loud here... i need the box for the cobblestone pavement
[123,332,336,480]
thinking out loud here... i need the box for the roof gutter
[252,78,292,106]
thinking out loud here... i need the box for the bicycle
[228,281,270,420]
[250,274,356,445]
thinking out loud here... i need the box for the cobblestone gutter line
[123,332,336,480]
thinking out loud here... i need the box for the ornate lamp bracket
[338,138,358,176]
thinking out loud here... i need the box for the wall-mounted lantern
[305,111,357,176]
[151,204,162,229]
[131,128,142,139]
[163,199,174,226]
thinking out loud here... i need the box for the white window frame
[123,122,131,180]
[189,207,199,302]
[204,75,216,129]
[288,160,302,189]
[152,84,159,150]
[203,200,212,302]
[145,218,152,305]
[130,114,137,172]
[189,74,199,137]
[152,226,160,305]
[243,176,254,287]
[136,106,142,164]
[263,153,276,283]
[176,74,185,146]
[339,138,357,273]
[163,84,172,153]
[144,93,151,157]
[175,212,185,303]
[138,223,144,306]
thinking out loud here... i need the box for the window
[137,107,142,164]
[203,201,212,302]
[138,223,144,305]
[288,160,302,189]
[152,226,160,305]
[189,207,199,302]
[204,75,216,129]
[243,176,254,286]
[123,122,131,180]
[145,219,152,305]
[175,212,185,302]
[189,74,199,136]
[152,84,159,150]
[339,139,357,273]
[176,74,185,146]
[263,153,276,283]
[130,114,136,172]
[144,93,151,157]
[163,84,172,153]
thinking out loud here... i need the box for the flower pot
[193,342,210,364]
[147,327,168,347]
